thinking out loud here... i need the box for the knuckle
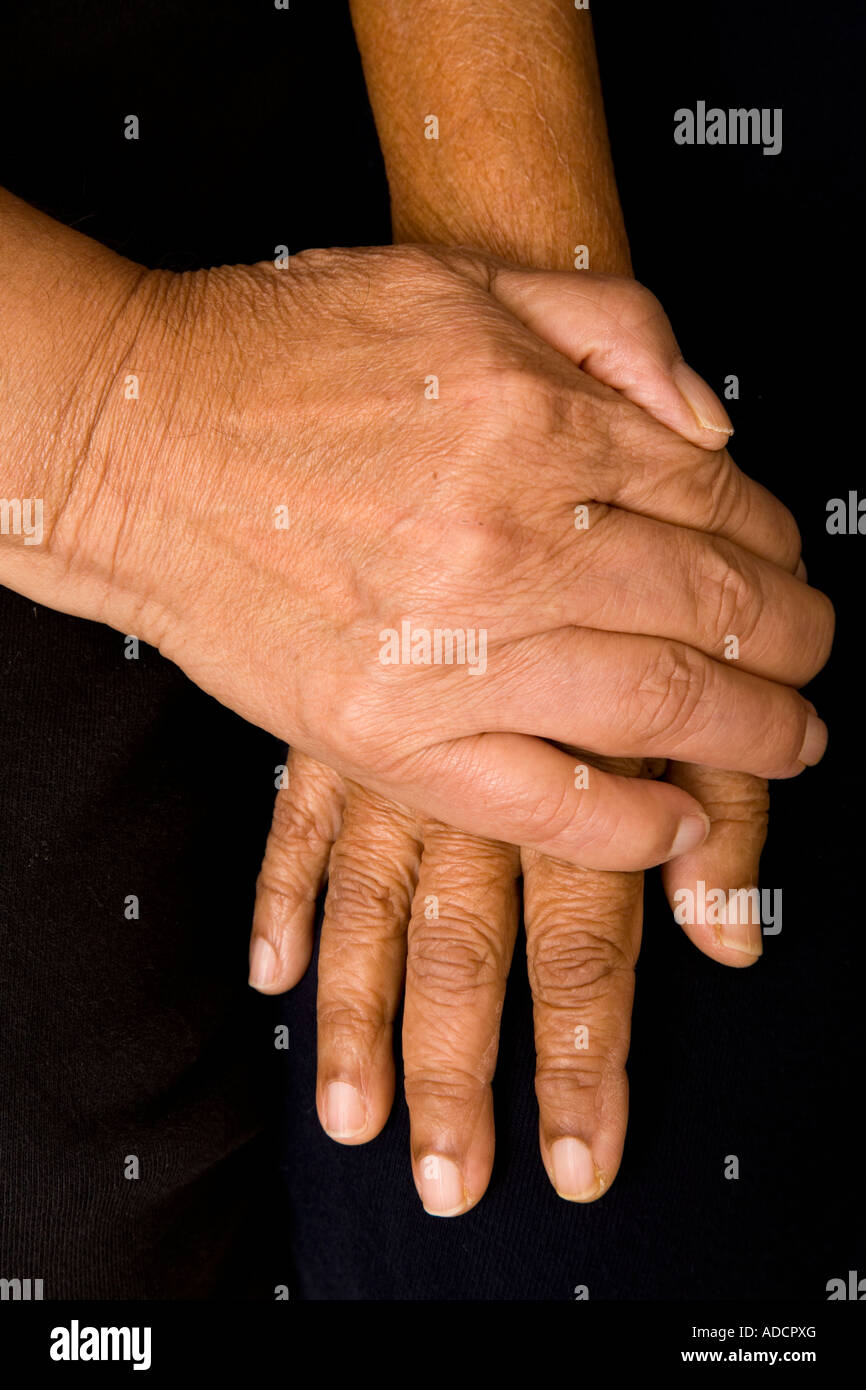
[493,362,560,420]
[701,542,761,651]
[256,859,308,908]
[321,681,393,769]
[408,923,500,997]
[522,776,582,846]
[404,1064,489,1106]
[676,768,770,825]
[534,1057,607,1109]
[466,359,572,463]
[328,860,411,932]
[271,790,335,853]
[528,928,633,1009]
[422,824,519,877]
[318,991,387,1037]
[431,508,522,584]
[632,639,709,744]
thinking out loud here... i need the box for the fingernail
[720,914,764,958]
[248,935,278,991]
[418,1155,466,1216]
[795,558,808,582]
[672,361,734,435]
[670,812,711,858]
[550,1137,600,1201]
[323,1081,367,1139]
[798,713,828,766]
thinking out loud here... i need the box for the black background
[0,0,861,1301]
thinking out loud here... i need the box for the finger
[490,268,801,569]
[316,785,421,1144]
[377,730,711,872]
[602,435,802,574]
[660,763,770,967]
[558,505,833,686]
[460,627,827,777]
[522,846,642,1202]
[491,268,734,448]
[250,750,344,993]
[403,824,520,1216]
[655,520,810,967]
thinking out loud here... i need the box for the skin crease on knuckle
[256,860,313,916]
[518,774,590,849]
[527,927,635,1010]
[698,539,829,683]
[403,1067,492,1128]
[408,923,505,1000]
[317,994,393,1057]
[629,639,710,749]
[699,541,762,658]
[665,763,771,825]
[327,863,416,940]
[270,794,340,857]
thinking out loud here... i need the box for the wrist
[34,261,220,650]
[59,264,193,639]
[392,192,632,278]
[0,201,159,625]
[62,258,305,656]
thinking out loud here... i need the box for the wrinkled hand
[248,275,822,1212]
[48,248,830,871]
[251,748,771,1213]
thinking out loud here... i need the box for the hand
[17,244,830,869]
[247,279,819,1211]
[251,748,769,1213]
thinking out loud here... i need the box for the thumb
[491,268,734,449]
[377,731,710,873]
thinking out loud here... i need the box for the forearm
[350,0,631,275]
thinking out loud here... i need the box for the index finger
[490,266,802,572]
[604,432,802,574]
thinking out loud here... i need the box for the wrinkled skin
[55,247,828,876]
[237,257,831,1214]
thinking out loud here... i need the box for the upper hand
[56,248,830,870]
